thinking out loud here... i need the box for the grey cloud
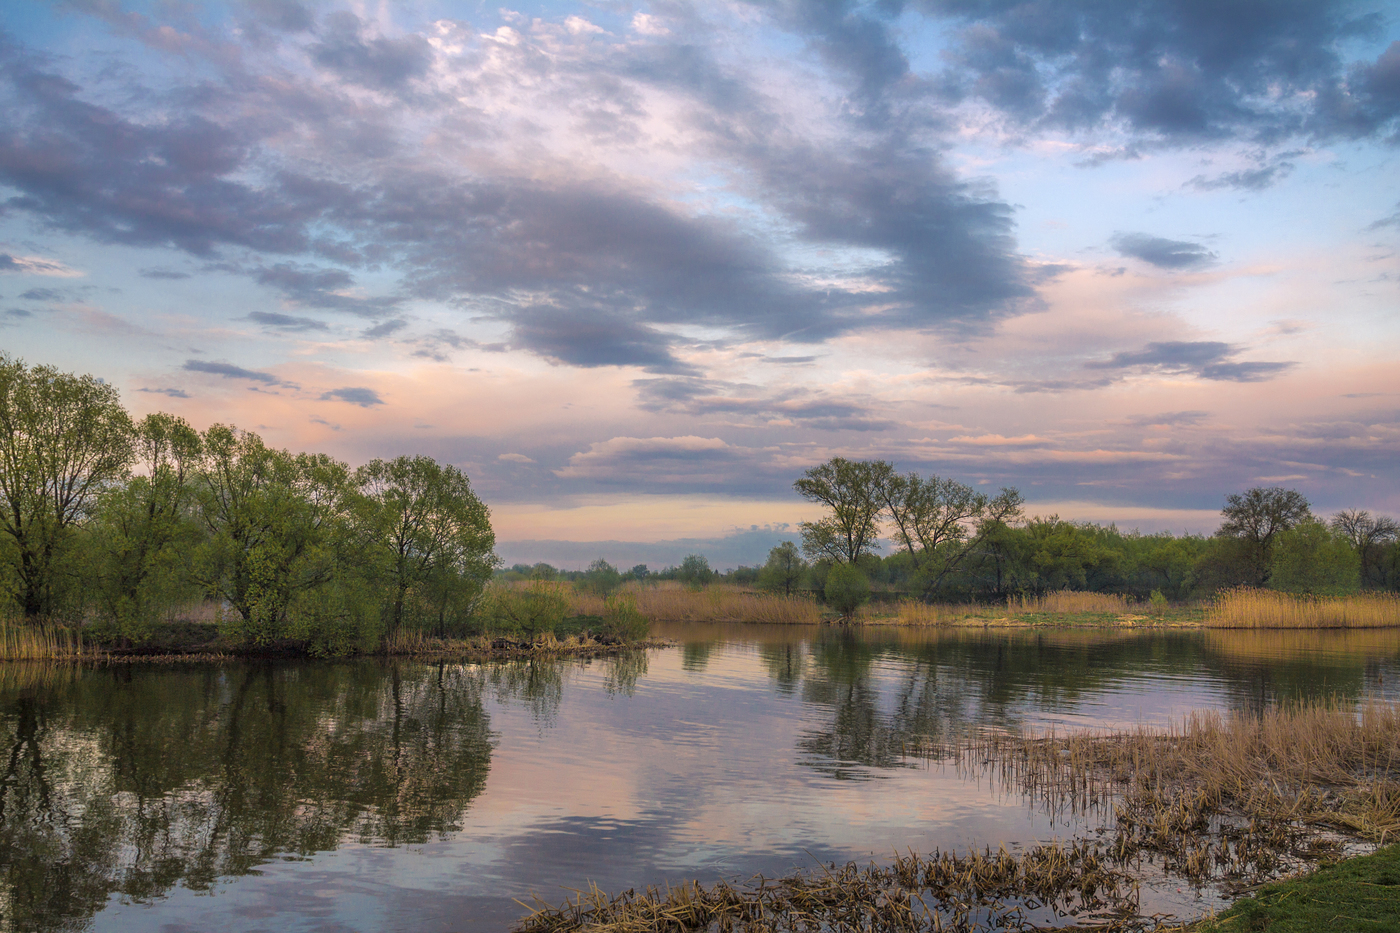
[1111,233,1217,270]
[309,12,432,91]
[255,264,398,315]
[18,287,63,301]
[0,254,19,272]
[183,359,278,383]
[1086,341,1295,383]
[138,386,191,398]
[321,386,384,407]
[1199,360,1297,381]
[919,0,1400,144]
[634,377,896,431]
[244,0,313,33]
[363,318,408,338]
[1187,163,1294,191]
[512,308,699,375]
[139,267,192,279]
[247,310,328,331]
[1369,202,1400,230]
[4,309,32,318]
[1129,410,1210,427]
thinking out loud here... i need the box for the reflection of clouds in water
[9,626,1400,932]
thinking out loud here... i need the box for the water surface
[2,624,1397,933]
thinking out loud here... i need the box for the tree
[794,458,894,564]
[879,472,1022,600]
[678,553,713,589]
[355,455,497,638]
[90,413,203,642]
[1331,510,1400,590]
[582,558,622,596]
[192,426,354,646]
[1217,487,1311,586]
[758,541,807,596]
[823,561,870,621]
[0,356,133,619]
[1269,517,1360,595]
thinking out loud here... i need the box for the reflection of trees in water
[0,661,494,933]
[777,627,1397,777]
[603,651,648,697]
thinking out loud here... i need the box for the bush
[823,562,870,621]
[482,581,570,639]
[601,593,650,642]
[1270,518,1361,596]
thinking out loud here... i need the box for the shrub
[482,581,570,639]
[600,593,650,642]
[823,562,870,621]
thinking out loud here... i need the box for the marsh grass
[0,616,91,660]
[1010,591,1132,615]
[558,582,824,625]
[1207,587,1400,629]
[891,591,1137,627]
[515,840,1144,933]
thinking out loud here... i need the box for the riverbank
[1190,843,1400,932]
[513,700,1400,932]
[0,616,664,664]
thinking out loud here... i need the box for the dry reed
[1008,591,1132,615]
[554,582,823,625]
[1206,587,1400,629]
[515,840,1145,933]
[0,617,90,661]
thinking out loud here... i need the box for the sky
[1,0,1398,567]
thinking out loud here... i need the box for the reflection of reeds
[1207,587,1400,628]
[1204,627,1400,663]
[0,617,91,660]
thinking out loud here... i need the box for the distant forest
[506,460,1399,603]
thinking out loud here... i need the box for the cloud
[498,453,536,464]
[183,359,278,383]
[18,287,65,302]
[309,11,432,92]
[1187,164,1294,192]
[634,377,896,431]
[1128,411,1210,427]
[320,386,384,407]
[137,386,190,398]
[555,436,777,487]
[139,267,192,279]
[246,310,328,331]
[1110,233,1217,270]
[1085,341,1295,382]
[925,0,1400,143]
[362,319,408,338]
[0,253,82,277]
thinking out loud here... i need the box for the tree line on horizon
[0,356,499,652]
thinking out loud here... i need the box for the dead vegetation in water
[515,841,1157,933]
[515,702,1400,933]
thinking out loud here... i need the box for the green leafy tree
[355,455,497,638]
[794,458,894,564]
[678,553,713,590]
[1269,517,1361,595]
[757,541,807,596]
[0,356,133,619]
[823,561,870,621]
[192,426,354,647]
[879,472,1023,600]
[1331,510,1400,590]
[1218,487,1311,586]
[89,413,204,643]
[582,558,622,597]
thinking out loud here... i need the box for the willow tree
[0,356,132,619]
[356,455,496,638]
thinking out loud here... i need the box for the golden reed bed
[544,581,824,625]
[1207,587,1400,629]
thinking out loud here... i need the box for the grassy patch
[1195,843,1400,932]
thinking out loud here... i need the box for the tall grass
[529,580,824,624]
[0,617,90,661]
[1008,591,1131,614]
[1207,587,1400,629]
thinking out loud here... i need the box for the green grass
[1195,844,1400,932]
